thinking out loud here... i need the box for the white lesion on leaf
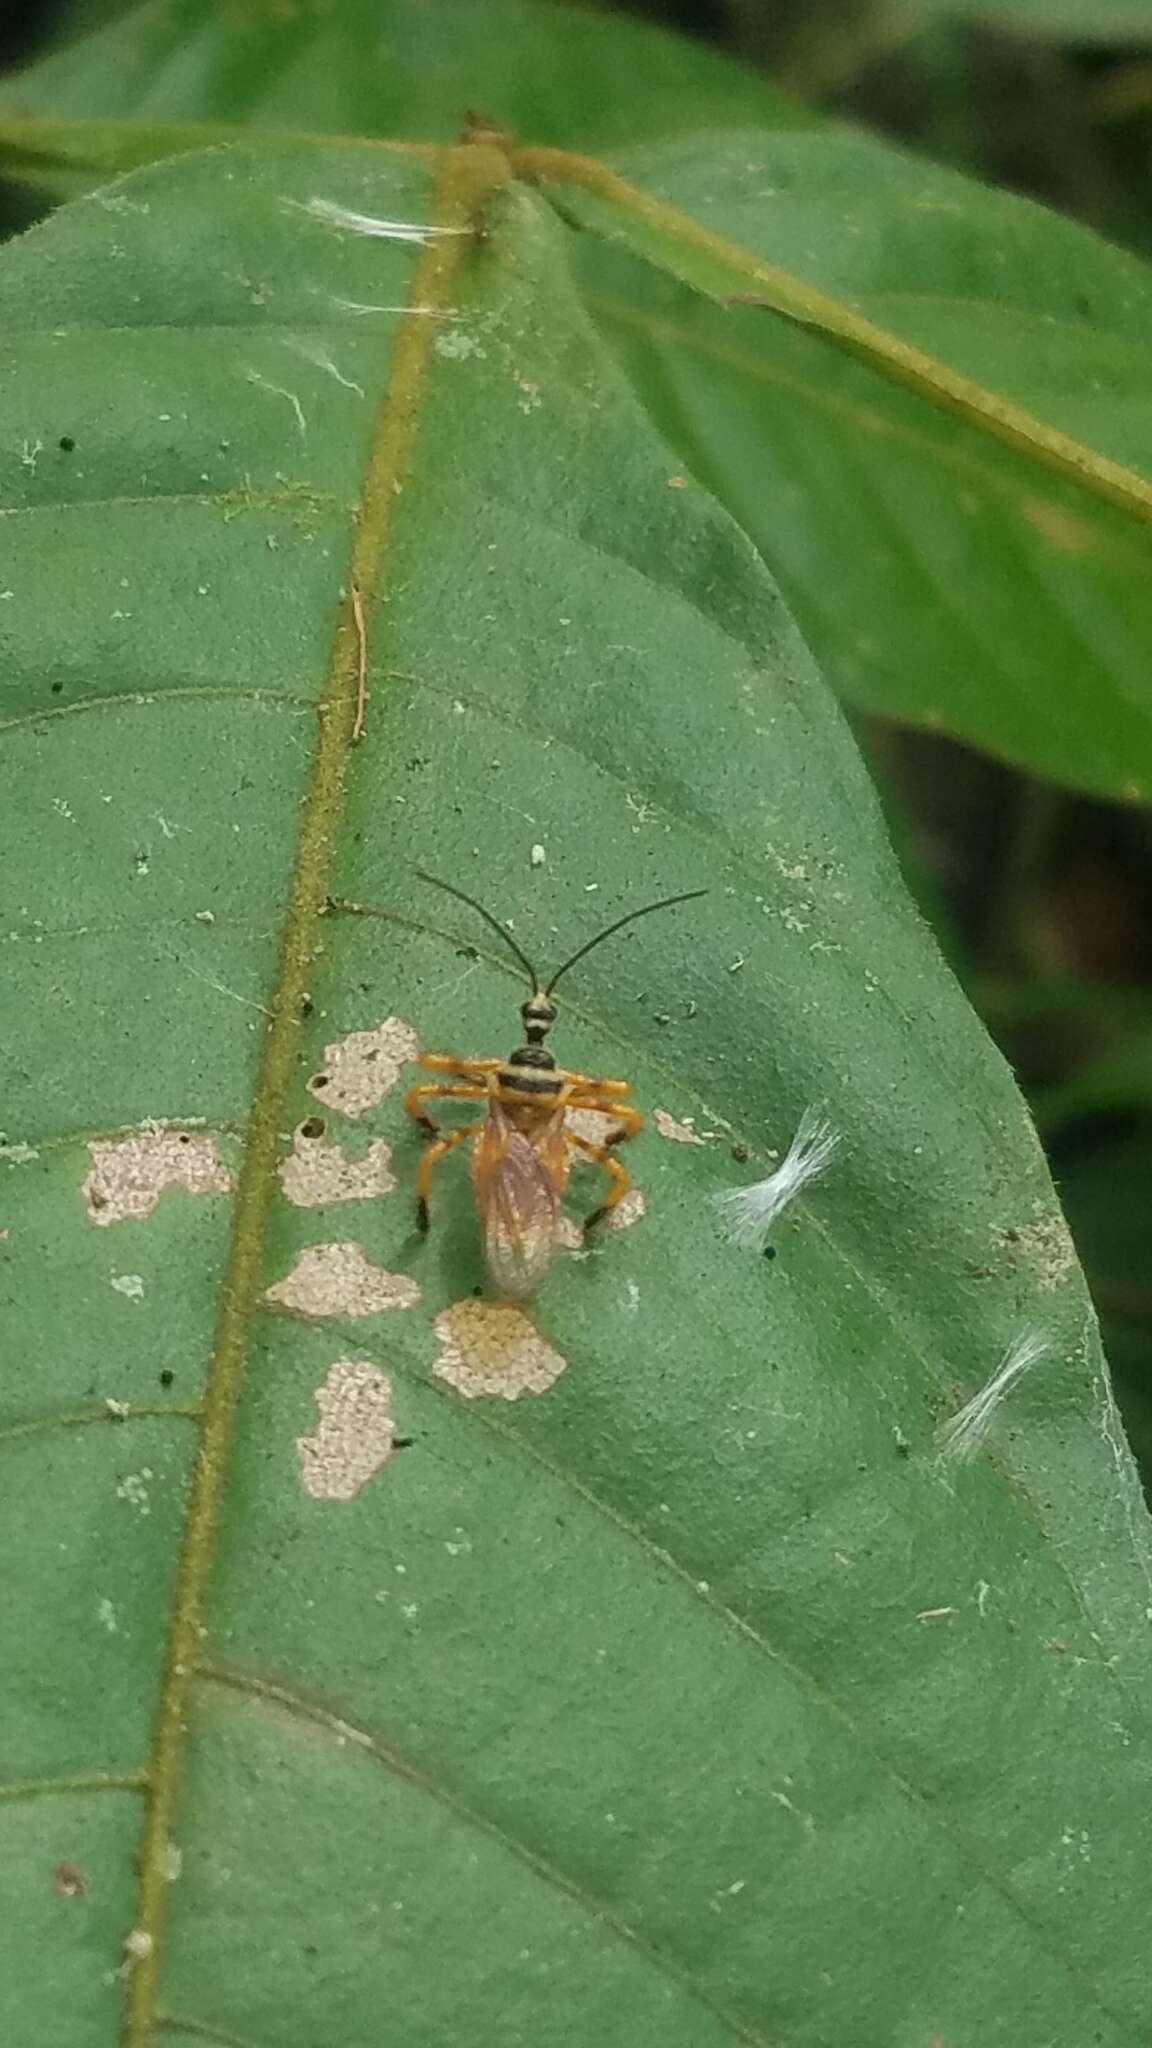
[82,1128,232,1225]
[307,1014,419,1118]
[653,1108,709,1146]
[296,1360,398,1502]
[264,1241,420,1317]
[433,1298,566,1400]
[278,1122,395,1207]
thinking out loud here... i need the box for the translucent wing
[472,1099,570,1299]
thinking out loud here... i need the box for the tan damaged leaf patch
[433,1297,566,1400]
[307,1015,419,1118]
[82,1128,232,1225]
[605,1186,646,1232]
[652,1107,708,1146]
[566,1107,621,1147]
[296,1360,397,1501]
[265,1241,420,1317]
[278,1122,395,1207]
[998,1203,1077,1291]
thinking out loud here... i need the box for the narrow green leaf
[0,0,803,183]
[531,128,1152,799]
[3,136,1151,2047]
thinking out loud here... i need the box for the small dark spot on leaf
[299,1116,325,1140]
[89,1188,108,1210]
[177,1133,190,1145]
[393,1436,415,1451]
[158,1369,174,1388]
[310,1074,329,1090]
[300,995,314,1018]
[730,1143,749,1163]
[50,682,63,695]
[53,1860,86,1898]
[58,436,75,453]
[762,1244,777,1261]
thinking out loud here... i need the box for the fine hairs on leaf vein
[712,1108,840,1249]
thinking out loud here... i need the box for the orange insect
[405,871,706,1298]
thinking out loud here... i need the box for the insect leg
[568,1096,644,1145]
[404,1080,486,1136]
[558,1070,632,1094]
[568,1131,632,1231]
[416,1119,485,1231]
[419,1052,504,1075]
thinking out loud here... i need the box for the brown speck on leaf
[307,1015,419,1117]
[82,1129,231,1225]
[297,1361,397,1501]
[278,1127,395,1208]
[53,1860,86,1899]
[433,1298,566,1400]
[265,1242,420,1317]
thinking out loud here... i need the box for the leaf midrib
[118,138,511,2045]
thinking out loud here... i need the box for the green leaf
[915,0,1152,36]
[4,135,1152,2047]
[531,128,1152,800]
[0,0,802,186]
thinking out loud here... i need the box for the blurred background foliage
[8,0,1152,1478]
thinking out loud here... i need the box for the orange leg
[419,1052,504,1076]
[416,1118,484,1230]
[557,1069,631,1095]
[569,1131,633,1232]
[404,1080,487,1135]
[568,1094,644,1146]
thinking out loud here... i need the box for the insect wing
[472,1101,567,1298]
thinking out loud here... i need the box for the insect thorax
[499,1043,561,1099]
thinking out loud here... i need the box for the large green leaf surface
[552,126,1152,801]
[3,138,1152,2047]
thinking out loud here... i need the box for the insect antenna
[545,888,708,995]
[415,869,541,988]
